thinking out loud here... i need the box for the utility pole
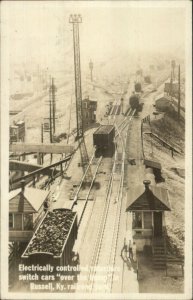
[49,77,53,143]
[41,123,44,143]
[89,60,93,82]
[171,60,176,81]
[170,71,173,100]
[69,14,83,139]
[178,65,181,121]
[51,78,56,134]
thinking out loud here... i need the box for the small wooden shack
[155,95,172,112]
[164,80,179,97]
[9,186,50,242]
[126,180,171,252]
[82,96,97,128]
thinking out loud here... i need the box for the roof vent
[143,180,151,190]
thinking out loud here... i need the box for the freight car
[129,94,140,110]
[22,209,78,266]
[129,93,143,112]
[144,76,151,84]
[134,82,142,93]
[93,125,115,157]
[93,125,115,149]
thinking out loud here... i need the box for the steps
[152,238,166,269]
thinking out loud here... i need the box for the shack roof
[16,120,25,125]
[94,125,114,135]
[155,93,170,101]
[165,79,178,84]
[9,188,49,213]
[126,184,171,212]
[144,159,161,170]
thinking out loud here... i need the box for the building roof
[16,121,25,125]
[83,98,97,103]
[165,79,178,84]
[9,188,49,213]
[144,159,161,170]
[155,93,170,102]
[126,184,171,212]
[155,97,171,103]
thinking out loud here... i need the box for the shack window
[9,213,14,229]
[23,214,33,230]
[132,212,142,228]
[143,212,152,229]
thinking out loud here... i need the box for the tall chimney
[143,180,151,190]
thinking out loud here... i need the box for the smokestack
[21,180,25,192]
[143,180,151,190]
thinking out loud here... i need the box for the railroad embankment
[148,114,185,257]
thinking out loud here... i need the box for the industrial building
[82,96,97,129]
[126,180,171,253]
[155,94,173,112]
[9,121,25,143]
[164,80,179,97]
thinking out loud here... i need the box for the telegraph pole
[51,78,56,134]
[178,65,181,121]
[170,71,173,101]
[171,60,176,81]
[49,77,53,143]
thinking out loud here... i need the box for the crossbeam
[10,143,74,154]
[10,155,72,184]
[9,160,57,177]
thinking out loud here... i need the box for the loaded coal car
[93,125,115,157]
[129,94,143,112]
[22,209,78,268]
[144,76,151,84]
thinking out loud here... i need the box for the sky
[1,1,187,74]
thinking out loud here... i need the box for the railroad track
[84,112,133,293]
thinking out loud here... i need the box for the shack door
[154,212,162,236]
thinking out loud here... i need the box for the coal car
[134,82,142,93]
[93,125,115,149]
[93,125,115,157]
[22,208,78,266]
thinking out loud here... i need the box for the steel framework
[69,14,83,139]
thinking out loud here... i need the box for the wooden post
[60,163,63,177]
[33,176,35,187]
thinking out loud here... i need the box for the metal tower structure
[69,14,92,182]
[69,14,83,139]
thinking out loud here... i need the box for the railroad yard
[6,4,188,297]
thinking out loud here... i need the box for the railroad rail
[84,108,134,293]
